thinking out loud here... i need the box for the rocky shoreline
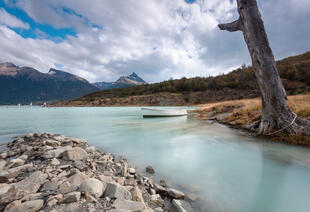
[0,133,201,212]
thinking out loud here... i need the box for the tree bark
[218,0,310,135]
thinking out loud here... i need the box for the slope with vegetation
[52,51,310,106]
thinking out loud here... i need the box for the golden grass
[194,94,310,145]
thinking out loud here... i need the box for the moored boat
[141,107,187,118]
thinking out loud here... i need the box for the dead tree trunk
[218,0,310,135]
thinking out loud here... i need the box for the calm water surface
[1,106,310,212]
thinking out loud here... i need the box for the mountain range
[93,72,147,90]
[0,62,147,105]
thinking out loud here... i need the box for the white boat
[30,102,32,107]
[141,108,188,118]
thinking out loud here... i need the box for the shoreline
[0,133,203,212]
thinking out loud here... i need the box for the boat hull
[141,108,187,118]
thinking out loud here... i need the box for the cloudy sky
[0,0,309,83]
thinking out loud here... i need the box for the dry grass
[193,94,310,145]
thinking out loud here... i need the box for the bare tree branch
[218,18,243,32]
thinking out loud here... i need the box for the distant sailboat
[18,104,20,107]
[30,102,32,107]
[42,102,47,107]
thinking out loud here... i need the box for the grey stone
[79,178,104,198]
[154,184,167,194]
[41,181,58,192]
[44,139,60,147]
[63,147,88,161]
[128,168,136,175]
[0,160,6,171]
[171,199,189,212]
[104,182,132,200]
[67,172,89,188]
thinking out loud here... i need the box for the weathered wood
[218,0,310,135]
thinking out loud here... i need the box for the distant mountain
[0,63,98,104]
[93,72,147,90]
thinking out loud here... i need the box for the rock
[104,182,132,200]
[60,191,81,204]
[154,184,167,194]
[146,166,155,174]
[50,158,60,166]
[154,207,164,212]
[67,172,89,188]
[113,199,145,212]
[6,158,25,169]
[128,168,136,175]
[150,194,161,201]
[0,183,10,196]
[73,160,87,171]
[44,139,60,147]
[4,199,43,212]
[85,146,96,153]
[98,175,113,184]
[58,181,72,194]
[0,163,32,183]
[0,185,25,205]
[171,199,189,212]
[63,147,88,161]
[131,186,145,204]
[125,176,136,186]
[109,210,131,212]
[20,193,44,202]
[15,171,47,193]
[0,160,6,171]
[41,181,58,192]
[43,146,71,159]
[79,178,104,198]
[47,198,58,207]
[167,188,185,200]
[121,163,128,177]
[160,179,167,187]
[17,155,28,161]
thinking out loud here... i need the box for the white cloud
[0,8,29,29]
[0,0,309,83]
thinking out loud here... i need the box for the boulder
[4,199,43,212]
[0,163,32,183]
[73,160,87,171]
[146,166,155,174]
[104,182,132,200]
[17,155,28,161]
[15,171,47,193]
[79,178,104,198]
[113,199,145,212]
[167,188,185,200]
[43,146,72,159]
[60,191,81,204]
[63,147,88,161]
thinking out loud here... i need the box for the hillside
[51,51,310,106]
[0,63,98,104]
[93,72,147,90]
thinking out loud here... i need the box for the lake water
[1,106,310,212]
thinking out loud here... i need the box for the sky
[0,0,309,83]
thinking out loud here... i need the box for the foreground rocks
[0,133,199,211]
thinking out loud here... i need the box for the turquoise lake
[0,106,310,212]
